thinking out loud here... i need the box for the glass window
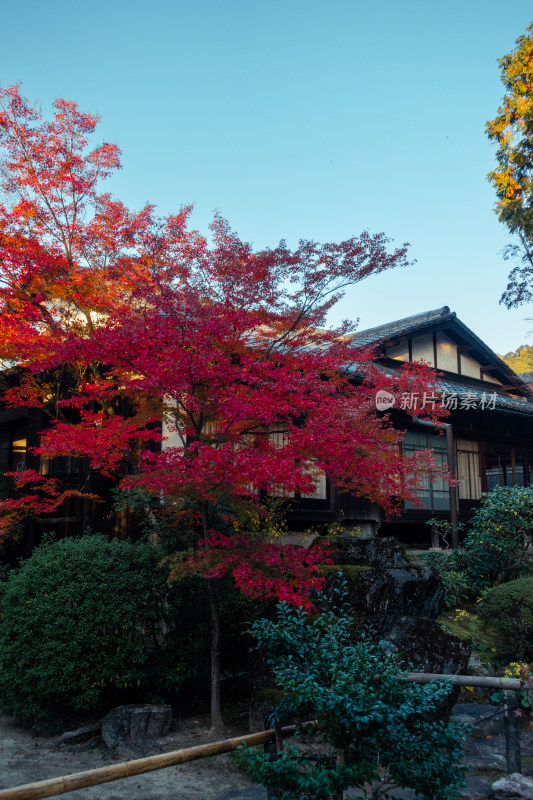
[456,439,481,500]
[485,456,506,490]
[514,459,526,487]
[300,462,327,500]
[403,429,450,511]
[267,425,327,501]
[39,455,80,477]
[11,437,27,472]
[484,446,519,490]
[484,446,528,490]
[268,424,294,498]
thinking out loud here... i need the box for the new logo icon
[375,390,395,410]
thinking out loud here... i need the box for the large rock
[330,536,446,623]
[492,773,533,799]
[101,704,172,757]
[452,703,506,737]
[362,616,470,718]
[334,537,469,715]
[381,616,471,674]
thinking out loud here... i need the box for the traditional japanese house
[2,305,533,554]
[285,306,533,548]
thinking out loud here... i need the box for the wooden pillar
[504,690,522,775]
[445,424,459,548]
[263,721,283,800]
[413,417,459,547]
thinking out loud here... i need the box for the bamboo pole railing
[405,674,522,690]
[0,673,529,800]
[0,723,304,800]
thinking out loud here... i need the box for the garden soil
[0,712,266,800]
[2,706,533,800]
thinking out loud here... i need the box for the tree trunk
[207,578,224,732]
[200,503,224,732]
[143,504,160,546]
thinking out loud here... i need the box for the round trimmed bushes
[477,576,533,660]
[0,535,189,730]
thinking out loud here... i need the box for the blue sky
[2,0,533,354]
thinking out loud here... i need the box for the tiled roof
[360,364,533,416]
[347,306,533,408]
[437,375,533,416]
[348,306,454,347]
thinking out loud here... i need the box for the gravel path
[0,714,264,800]
[2,704,533,800]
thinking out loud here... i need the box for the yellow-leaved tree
[487,22,533,307]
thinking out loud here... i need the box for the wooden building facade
[285,306,533,547]
[2,306,533,554]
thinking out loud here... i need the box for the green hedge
[0,535,190,730]
[477,576,533,660]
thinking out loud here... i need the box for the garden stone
[216,789,267,800]
[452,703,506,737]
[331,536,446,622]
[252,537,466,730]
[468,654,495,677]
[336,537,470,714]
[372,616,469,718]
[147,705,174,738]
[492,772,533,799]
[101,704,172,756]
[381,616,471,674]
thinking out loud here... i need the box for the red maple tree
[0,86,447,728]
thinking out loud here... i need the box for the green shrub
[239,588,467,800]
[0,535,190,730]
[478,576,533,660]
[426,487,533,604]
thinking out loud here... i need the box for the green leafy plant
[239,584,467,800]
[424,553,470,609]
[425,487,533,604]
[478,576,533,661]
[0,535,192,731]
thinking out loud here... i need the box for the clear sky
[2,0,533,354]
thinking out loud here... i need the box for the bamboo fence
[0,724,302,800]
[0,673,528,800]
